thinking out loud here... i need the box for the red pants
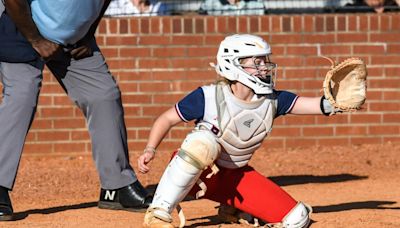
[189,165,297,223]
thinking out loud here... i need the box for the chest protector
[197,83,276,168]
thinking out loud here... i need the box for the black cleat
[0,186,13,221]
[98,180,152,212]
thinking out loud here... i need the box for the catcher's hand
[322,57,367,115]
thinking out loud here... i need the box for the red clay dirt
[3,142,400,228]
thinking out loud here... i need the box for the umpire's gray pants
[0,41,137,190]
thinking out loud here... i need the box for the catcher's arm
[137,107,182,174]
[289,96,336,115]
[290,97,322,114]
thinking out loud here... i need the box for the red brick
[387,44,400,54]
[293,16,302,33]
[318,138,349,147]
[337,16,346,31]
[172,18,182,34]
[238,17,248,33]
[142,103,170,113]
[282,17,291,32]
[271,15,281,33]
[37,131,70,141]
[321,45,351,55]
[336,126,367,135]
[171,35,203,45]
[326,16,335,32]
[260,16,270,33]
[109,19,118,34]
[249,16,259,33]
[348,15,358,31]
[206,17,216,33]
[383,114,400,123]
[369,125,400,135]
[54,143,87,153]
[138,59,170,69]
[216,17,228,34]
[195,18,205,34]
[337,33,368,43]
[286,138,317,148]
[270,34,302,44]
[138,35,170,45]
[53,119,86,129]
[351,137,381,145]
[380,14,391,31]
[315,16,324,32]
[369,102,400,112]
[122,94,152,103]
[359,16,368,31]
[183,18,193,34]
[269,127,301,137]
[370,33,400,43]
[125,117,154,127]
[383,91,400,99]
[302,34,335,43]
[24,143,54,153]
[303,15,314,32]
[120,19,128,34]
[162,17,171,34]
[130,18,139,34]
[187,47,214,57]
[354,45,385,54]
[120,47,151,58]
[150,17,160,34]
[369,15,379,31]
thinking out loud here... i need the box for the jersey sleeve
[275,90,299,117]
[175,87,205,122]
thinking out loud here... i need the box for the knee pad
[281,202,312,228]
[150,131,220,227]
[179,130,220,170]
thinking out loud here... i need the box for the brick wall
[23,13,400,154]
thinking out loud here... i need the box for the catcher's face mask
[214,34,276,94]
[238,55,277,90]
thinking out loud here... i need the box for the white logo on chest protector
[234,113,263,141]
[243,119,254,128]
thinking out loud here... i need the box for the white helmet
[214,34,277,94]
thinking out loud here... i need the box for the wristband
[320,96,331,116]
[143,146,156,154]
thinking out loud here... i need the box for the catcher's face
[240,56,276,85]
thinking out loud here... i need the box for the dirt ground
[3,142,400,228]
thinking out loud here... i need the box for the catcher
[138,34,367,228]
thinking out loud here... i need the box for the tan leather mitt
[323,57,367,114]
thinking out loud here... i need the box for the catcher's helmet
[214,34,277,94]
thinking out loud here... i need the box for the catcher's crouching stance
[138,34,367,228]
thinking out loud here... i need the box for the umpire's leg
[45,42,137,190]
[0,60,43,190]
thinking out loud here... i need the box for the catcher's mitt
[322,57,367,115]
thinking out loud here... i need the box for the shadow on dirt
[12,202,97,221]
[269,173,368,186]
[313,201,400,213]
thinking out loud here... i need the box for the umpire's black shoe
[98,180,152,212]
[0,186,13,221]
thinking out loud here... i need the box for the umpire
[0,0,151,221]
